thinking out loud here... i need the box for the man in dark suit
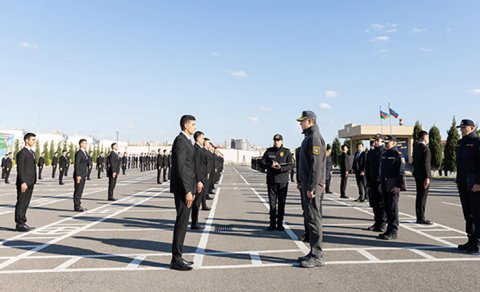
[65,153,71,176]
[1,154,6,179]
[156,149,163,184]
[73,139,89,212]
[86,151,93,180]
[191,131,209,230]
[52,152,59,178]
[59,150,68,185]
[96,152,105,179]
[352,143,367,202]
[339,145,350,199]
[170,115,198,271]
[15,133,37,232]
[121,152,127,175]
[325,145,333,194]
[106,143,120,201]
[4,152,13,184]
[413,131,433,225]
[162,150,169,182]
[37,154,45,180]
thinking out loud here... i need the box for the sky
[0,0,479,149]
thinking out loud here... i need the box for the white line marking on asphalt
[54,256,82,271]
[233,167,250,185]
[442,202,462,207]
[357,249,380,262]
[250,252,262,265]
[127,255,147,269]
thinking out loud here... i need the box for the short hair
[326,144,332,151]
[356,142,363,147]
[79,139,87,145]
[342,144,349,150]
[418,131,429,140]
[194,131,204,142]
[180,115,196,130]
[24,133,36,141]
[111,143,117,148]
[62,149,67,153]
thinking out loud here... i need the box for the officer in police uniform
[456,119,480,254]
[260,134,292,231]
[377,135,405,240]
[296,110,326,268]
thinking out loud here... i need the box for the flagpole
[388,102,393,135]
[380,106,384,135]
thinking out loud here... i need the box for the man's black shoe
[15,225,31,232]
[59,183,64,185]
[206,196,214,200]
[170,260,193,271]
[182,259,194,266]
[458,239,476,251]
[108,197,117,201]
[74,207,86,212]
[340,196,349,199]
[191,224,205,230]
[300,234,310,242]
[202,207,211,211]
[277,225,285,231]
[465,245,480,254]
[416,219,433,225]
[267,226,276,231]
[367,224,376,231]
[378,232,398,240]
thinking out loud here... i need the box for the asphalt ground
[0,165,478,291]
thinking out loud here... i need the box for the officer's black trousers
[415,176,430,221]
[191,189,206,225]
[73,176,86,208]
[38,166,43,180]
[108,176,117,199]
[157,169,162,183]
[172,191,191,261]
[340,174,348,196]
[300,185,323,258]
[5,168,11,183]
[163,167,168,182]
[458,182,480,241]
[382,190,399,233]
[87,166,92,180]
[59,169,64,184]
[369,181,386,228]
[325,177,331,193]
[15,185,34,225]
[98,168,102,178]
[267,183,288,226]
[52,165,57,178]
[1,168,4,179]
[290,170,295,182]
[355,174,367,199]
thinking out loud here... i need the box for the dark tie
[30,150,35,159]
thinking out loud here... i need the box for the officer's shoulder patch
[313,146,320,156]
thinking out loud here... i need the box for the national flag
[380,110,389,120]
[389,107,399,118]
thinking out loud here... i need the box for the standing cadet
[339,145,350,199]
[378,135,405,240]
[52,152,59,178]
[296,111,326,268]
[170,115,197,271]
[296,146,309,243]
[290,153,296,183]
[59,150,68,185]
[4,152,13,184]
[86,151,93,180]
[37,154,45,180]
[205,139,216,199]
[139,153,144,172]
[261,134,292,231]
[96,152,105,179]
[352,143,367,202]
[413,131,433,225]
[162,150,169,182]
[15,133,37,232]
[156,149,163,184]
[325,145,333,194]
[191,131,209,229]
[65,152,71,177]
[366,134,386,232]
[1,154,6,179]
[106,143,120,201]
[456,119,480,254]
[121,152,127,175]
[73,139,89,212]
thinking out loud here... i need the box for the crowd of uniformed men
[2,113,479,271]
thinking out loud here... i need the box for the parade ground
[0,165,479,291]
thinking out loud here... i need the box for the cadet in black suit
[65,154,71,176]
[339,145,350,199]
[37,154,45,180]
[15,133,37,232]
[73,139,89,211]
[121,152,127,175]
[170,115,198,271]
[156,149,163,184]
[1,154,6,179]
[4,152,13,184]
[52,152,59,178]
[191,131,209,229]
[162,150,169,182]
[352,143,367,202]
[59,150,68,185]
[96,152,105,178]
[87,151,93,180]
[106,143,120,201]
[413,131,433,225]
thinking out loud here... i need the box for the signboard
[0,133,14,157]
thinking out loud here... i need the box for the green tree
[48,140,55,164]
[331,138,341,167]
[428,125,443,172]
[56,141,62,157]
[13,139,20,160]
[413,120,423,142]
[69,142,75,163]
[444,117,460,173]
[42,141,49,165]
[35,140,41,164]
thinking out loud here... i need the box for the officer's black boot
[458,236,475,251]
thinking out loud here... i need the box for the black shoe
[300,257,325,268]
[59,183,64,185]
[74,207,86,212]
[359,198,366,203]
[267,226,276,231]
[354,197,362,202]
[378,232,398,240]
[458,239,476,251]
[191,224,205,230]
[300,234,310,242]
[206,196,214,200]
[15,225,31,232]
[5,181,10,184]
[182,259,194,266]
[416,219,433,225]
[340,196,349,199]
[277,225,285,231]
[297,253,311,262]
[367,224,376,231]
[202,207,211,211]
[170,260,193,271]
[209,191,215,195]
[108,197,117,201]
[372,226,386,232]
[465,245,480,254]
[326,192,333,194]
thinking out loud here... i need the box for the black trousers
[163,167,168,182]
[1,167,4,179]
[325,177,331,193]
[157,169,162,183]
[65,166,69,176]
[87,166,93,180]
[382,189,400,233]
[290,170,295,182]
[368,181,386,228]
[38,166,43,180]
[73,176,86,208]
[172,191,192,261]
[122,166,126,175]
[340,174,348,196]
[52,165,57,178]
[267,183,288,226]
[355,174,367,199]
[15,185,34,225]
[59,168,64,184]
[458,182,480,241]
[300,184,323,258]
[191,189,206,225]
[168,167,171,180]
[208,173,215,192]
[415,176,430,221]
[5,168,11,183]
[108,176,117,199]
[97,167,103,178]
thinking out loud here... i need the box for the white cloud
[228,70,248,78]
[211,51,220,57]
[367,23,397,33]
[320,103,331,110]
[257,106,272,112]
[419,48,434,52]
[325,90,338,98]
[470,89,480,95]
[247,116,259,124]
[410,27,427,33]
[19,41,39,49]
[370,36,389,42]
